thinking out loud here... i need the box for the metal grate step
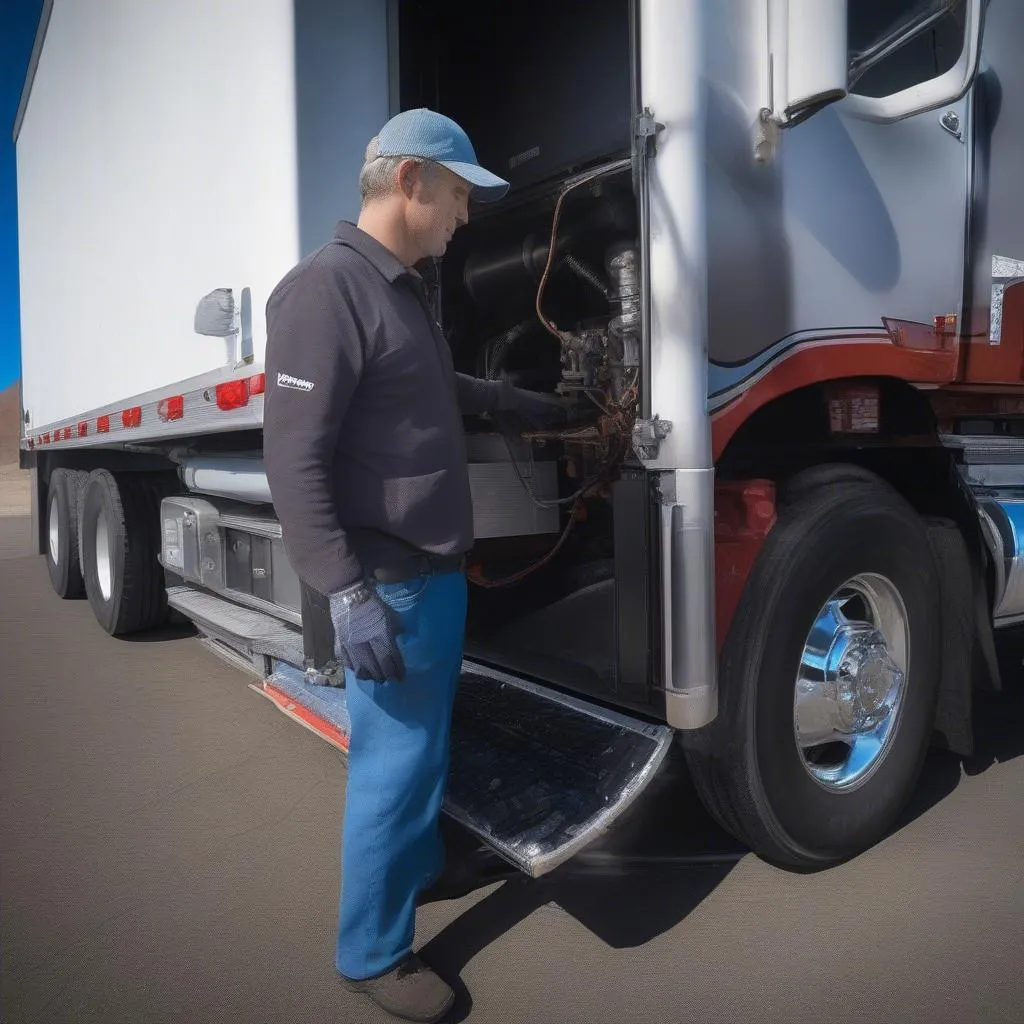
[168,585,304,667]
[263,661,673,878]
[943,434,1024,465]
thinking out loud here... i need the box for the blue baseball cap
[375,108,510,203]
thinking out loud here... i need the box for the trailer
[15,0,1024,875]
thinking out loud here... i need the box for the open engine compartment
[397,0,657,709]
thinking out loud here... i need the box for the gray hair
[358,136,438,204]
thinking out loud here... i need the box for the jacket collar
[332,221,415,284]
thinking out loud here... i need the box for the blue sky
[1,0,44,392]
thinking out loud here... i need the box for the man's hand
[328,581,405,682]
[494,381,573,429]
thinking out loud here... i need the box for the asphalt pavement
[2,513,1023,1024]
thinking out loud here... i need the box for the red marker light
[215,379,249,411]
[248,373,266,396]
[122,407,142,428]
[78,422,89,438]
[97,416,110,434]
[158,396,184,421]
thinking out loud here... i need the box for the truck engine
[435,167,643,690]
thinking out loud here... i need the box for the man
[263,108,565,1023]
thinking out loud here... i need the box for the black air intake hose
[480,319,536,380]
[463,194,635,306]
[560,253,610,300]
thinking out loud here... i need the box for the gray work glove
[328,580,405,683]
[494,381,574,429]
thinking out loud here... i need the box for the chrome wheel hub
[794,573,909,792]
[95,510,113,602]
[48,495,60,564]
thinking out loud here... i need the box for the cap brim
[440,160,510,202]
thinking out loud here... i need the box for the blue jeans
[335,569,468,980]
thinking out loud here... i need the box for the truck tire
[80,470,172,636]
[45,469,89,599]
[684,470,941,868]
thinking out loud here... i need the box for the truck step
[167,585,305,668]
[260,661,673,878]
[943,434,1024,464]
[944,435,1024,488]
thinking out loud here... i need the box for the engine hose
[560,253,610,300]
[483,319,534,380]
[467,495,584,589]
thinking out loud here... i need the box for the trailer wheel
[45,469,89,599]
[685,470,941,868]
[80,471,172,636]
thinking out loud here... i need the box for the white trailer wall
[17,0,302,429]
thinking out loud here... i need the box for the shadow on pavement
[429,636,1024,1019]
[120,621,199,643]
[423,858,732,1024]
[893,629,1024,834]
[426,749,742,1021]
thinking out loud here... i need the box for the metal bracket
[634,108,665,156]
[991,255,1024,343]
[633,416,673,461]
[633,108,663,425]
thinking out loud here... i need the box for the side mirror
[768,0,849,127]
[194,288,237,339]
[194,286,254,366]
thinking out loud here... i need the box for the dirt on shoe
[341,952,455,1023]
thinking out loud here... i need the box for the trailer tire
[684,471,941,868]
[45,469,89,599]
[81,471,171,636]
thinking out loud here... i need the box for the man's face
[404,163,471,260]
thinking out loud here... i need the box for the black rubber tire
[44,469,88,599]
[80,470,174,636]
[684,469,942,869]
[67,469,91,575]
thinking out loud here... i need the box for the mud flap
[258,660,673,878]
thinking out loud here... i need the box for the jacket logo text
[277,372,315,392]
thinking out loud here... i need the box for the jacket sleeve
[454,372,502,416]
[263,256,365,595]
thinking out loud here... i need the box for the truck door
[706,0,987,391]
[961,0,1024,382]
[786,1,985,341]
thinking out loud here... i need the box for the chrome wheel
[48,493,60,564]
[95,509,113,601]
[794,573,910,792]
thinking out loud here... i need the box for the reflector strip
[19,363,268,452]
[256,681,350,753]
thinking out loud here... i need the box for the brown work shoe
[341,952,455,1023]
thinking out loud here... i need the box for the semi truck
[15,0,1024,877]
